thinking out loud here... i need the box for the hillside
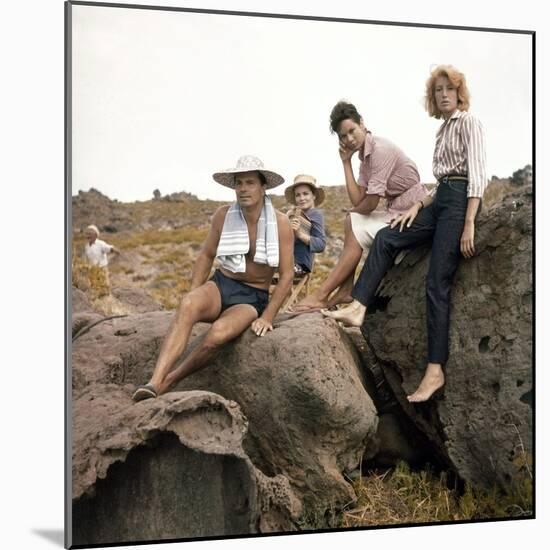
[72,175,519,311]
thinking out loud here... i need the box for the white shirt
[85,239,112,268]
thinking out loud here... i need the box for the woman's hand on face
[390,203,422,232]
[339,140,355,162]
[461,221,475,258]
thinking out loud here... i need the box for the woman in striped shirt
[325,64,486,402]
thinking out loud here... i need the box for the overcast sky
[71,5,532,203]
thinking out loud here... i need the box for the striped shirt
[433,109,487,198]
[358,133,426,222]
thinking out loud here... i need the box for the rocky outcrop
[175,314,378,514]
[72,388,300,544]
[71,313,378,542]
[357,185,532,488]
[111,286,164,313]
[72,287,91,313]
[69,183,532,543]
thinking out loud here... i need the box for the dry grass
[110,227,208,249]
[148,279,192,310]
[338,461,532,529]
[71,249,111,300]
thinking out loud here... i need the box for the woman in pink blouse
[326,65,487,402]
[291,101,427,312]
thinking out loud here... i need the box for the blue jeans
[351,179,471,364]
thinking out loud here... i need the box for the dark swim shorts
[210,269,269,316]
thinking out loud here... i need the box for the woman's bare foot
[407,363,445,402]
[326,288,354,309]
[321,300,366,327]
[290,294,328,312]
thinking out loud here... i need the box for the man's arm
[251,212,294,336]
[190,206,227,290]
[350,194,381,215]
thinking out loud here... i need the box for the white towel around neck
[216,195,279,273]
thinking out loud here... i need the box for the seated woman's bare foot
[326,288,354,309]
[321,300,366,327]
[407,363,445,402]
[290,294,328,312]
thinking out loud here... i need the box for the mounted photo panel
[66,1,534,547]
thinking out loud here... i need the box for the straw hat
[284,174,325,207]
[212,155,284,190]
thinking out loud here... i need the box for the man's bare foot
[290,294,328,312]
[407,363,445,402]
[326,288,354,309]
[321,300,366,327]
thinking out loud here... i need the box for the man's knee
[176,292,202,320]
[203,320,232,349]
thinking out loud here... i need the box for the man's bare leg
[321,300,367,327]
[407,363,445,402]
[157,304,259,394]
[135,282,222,399]
[292,215,363,311]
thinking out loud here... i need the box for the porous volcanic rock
[176,314,378,515]
[71,313,378,533]
[356,185,533,488]
[111,286,164,313]
[71,388,300,545]
[72,286,92,313]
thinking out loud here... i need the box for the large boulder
[71,313,379,537]
[356,185,532,488]
[72,389,291,545]
[175,314,378,515]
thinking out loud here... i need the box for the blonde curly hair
[424,64,471,119]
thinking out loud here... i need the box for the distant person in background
[328,65,487,402]
[292,101,427,313]
[285,174,326,276]
[83,225,120,286]
[133,155,294,402]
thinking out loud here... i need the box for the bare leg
[321,300,367,326]
[146,282,222,393]
[326,273,354,308]
[293,215,363,311]
[158,304,258,394]
[406,363,445,402]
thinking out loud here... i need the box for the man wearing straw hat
[133,155,294,402]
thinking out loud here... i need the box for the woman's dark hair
[330,101,362,134]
